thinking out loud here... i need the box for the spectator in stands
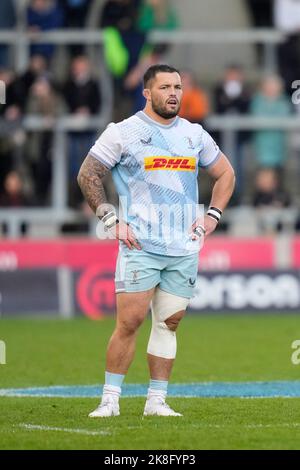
[27,0,64,61]
[100,1,145,118]
[62,55,101,207]
[0,68,23,121]
[0,67,25,191]
[63,55,101,116]
[60,0,93,56]
[245,0,273,65]
[214,64,252,203]
[124,43,168,113]
[274,0,300,95]
[100,0,144,74]
[25,76,65,205]
[61,0,92,27]
[0,171,30,207]
[0,131,13,189]
[26,75,64,117]
[0,0,16,67]
[137,0,179,32]
[252,167,291,233]
[179,71,210,125]
[215,64,251,118]
[250,75,291,170]
[136,0,179,64]
[19,55,51,108]
[0,171,31,234]
[101,0,141,32]
[253,168,291,208]
[120,0,179,116]
[246,0,273,27]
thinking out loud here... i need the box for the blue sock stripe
[105,372,125,388]
[149,379,168,392]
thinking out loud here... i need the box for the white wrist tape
[207,206,222,223]
[102,211,119,229]
[147,288,189,359]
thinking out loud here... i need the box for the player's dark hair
[143,64,180,88]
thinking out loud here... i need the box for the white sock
[147,388,167,402]
[102,384,121,402]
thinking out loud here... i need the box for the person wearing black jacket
[214,64,252,203]
[63,55,102,207]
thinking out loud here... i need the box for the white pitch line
[18,423,111,437]
[17,422,300,434]
[127,423,300,430]
[189,423,300,429]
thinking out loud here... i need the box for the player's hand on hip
[203,214,218,237]
[191,215,218,241]
[113,221,142,250]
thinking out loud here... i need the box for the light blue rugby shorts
[115,245,199,299]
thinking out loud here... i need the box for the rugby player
[78,64,235,417]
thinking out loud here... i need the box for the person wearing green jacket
[137,0,179,32]
[251,75,291,169]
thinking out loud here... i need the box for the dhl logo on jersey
[144,157,196,171]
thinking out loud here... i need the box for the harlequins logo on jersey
[185,136,195,150]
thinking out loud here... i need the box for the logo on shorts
[131,270,140,284]
[188,278,196,287]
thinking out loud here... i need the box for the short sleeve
[198,129,221,169]
[89,123,123,169]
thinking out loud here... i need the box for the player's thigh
[115,246,163,330]
[116,288,155,331]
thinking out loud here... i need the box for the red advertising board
[0,237,275,270]
[0,240,118,269]
[199,237,275,270]
[292,237,300,268]
[0,237,279,318]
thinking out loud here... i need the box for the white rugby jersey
[90,111,221,256]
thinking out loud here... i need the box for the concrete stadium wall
[168,0,256,83]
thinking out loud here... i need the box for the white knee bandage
[147,288,189,359]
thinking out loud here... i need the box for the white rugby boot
[88,385,121,418]
[143,392,182,417]
[89,394,120,418]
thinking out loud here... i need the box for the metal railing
[206,115,300,159]
[0,115,300,238]
[0,26,298,237]
[0,27,285,73]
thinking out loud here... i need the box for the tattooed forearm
[77,154,110,215]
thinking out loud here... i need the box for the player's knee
[118,315,144,336]
[147,289,189,359]
[147,319,176,359]
[164,311,185,331]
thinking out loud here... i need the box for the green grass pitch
[1,314,300,449]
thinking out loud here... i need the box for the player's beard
[151,96,180,119]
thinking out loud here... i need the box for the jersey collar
[136,111,179,129]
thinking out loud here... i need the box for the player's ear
[143,88,151,102]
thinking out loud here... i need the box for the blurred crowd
[0,0,300,235]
